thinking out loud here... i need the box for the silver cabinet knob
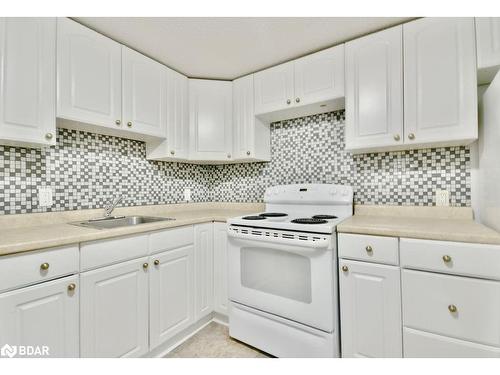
[365,245,373,253]
[170,150,175,155]
[295,98,300,103]
[448,304,457,313]
[40,262,49,270]
[115,120,121,126]
[227,153,231,159]
[341,265,348,272]
[246,151,251,156]
[442,255,452,263]
[127,121,132,128]
[143,263,149,270]
[154,260,160,266]
[394,134,401,141]
[286,99,291,105]
[45,133,53,140]
[67,283,76,292]
[408,133,415,140]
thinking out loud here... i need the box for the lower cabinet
[213,222,229,315]
[149,244,194,350]
[0,275,79,358]
[194,223,214,320]
[80,257,149,358]
[339,259,402,358]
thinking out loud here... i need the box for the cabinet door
[0,17,56,147]
[0,275,79,358]
[476,17,500,84]
[213,222,229,316]
[345,26,404,151]
[80,257,149,358]
[189,79,233,161]
[149,244,194,350]
[122,46,167,138]
[254,61,294,115]
[404,18,477,145]
[166,69,189,159]
[233,74,255,159]
[339,259,402,358]
[294,45,344,106]
[194,223,214,320]
[57,18,122,128]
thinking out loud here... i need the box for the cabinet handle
[143,263,149,270]
[115,120,121,126]
[40,262,49,270]
[246,151,251,156]
[295,97,300,103]
[286,99,291,105]
[170,150,175,155]
[227,154,231,159]
[393,134,401,141]
[127,121,133,128]
[365,245,373,253]
[448,304,457,313]
[341,265,348,272]
[442,255,452,263]
[67,283,76,292]
[45,133,53,141]
[408,133,415,140]
[154,260,160,266]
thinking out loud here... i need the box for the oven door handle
[227,231,330,252]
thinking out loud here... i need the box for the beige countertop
[337,205,500,245]
[0,202,264,256]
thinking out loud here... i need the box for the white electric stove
[227,183,353,358]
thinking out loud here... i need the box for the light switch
[38,187,53,207]
[435,189,450,206]
[184,188,191,202]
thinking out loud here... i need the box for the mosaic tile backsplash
[0,110,470,215]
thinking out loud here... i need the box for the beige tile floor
[166,322,271,358]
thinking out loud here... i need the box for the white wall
[478,73,500,231]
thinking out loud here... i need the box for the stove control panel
[264,184,353,205]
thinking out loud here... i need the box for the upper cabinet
[254,45,345,123]
[0,18,56,148]
[189,79,233,162]
[345,18,478,154]
[345,26,403,151]
[122,46,167,138]
[232,75,270,162]
[404,18,477,146]
[57,18,122,130]
[476,17,500,84]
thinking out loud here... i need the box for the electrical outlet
[184,188,192,202]
[435,189,450,206]
[38,187,53,207]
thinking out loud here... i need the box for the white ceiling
[75,17,412,80]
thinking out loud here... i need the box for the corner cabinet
[476,17,500,85]
[0,17,56,148]
[57,17,122,129]
[189,79,233,162]
[345,25,403,151]
[194,223,214,320]
[232,75,270,162]
[213,222,229,316]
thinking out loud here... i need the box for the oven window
[240,246,312,303]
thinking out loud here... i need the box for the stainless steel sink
[70,215,175,230]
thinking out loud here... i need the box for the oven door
[227,226,336,332]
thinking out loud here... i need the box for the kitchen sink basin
[70,215,175,230]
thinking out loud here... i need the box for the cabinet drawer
[403,328,500,358]
[402,269,500,346]
[338,233,399,265]
[0,245,79,292]
[80,234,149,271]
[400,238,500,279]
[149,225,194,254]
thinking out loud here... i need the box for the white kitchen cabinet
[476,17,500,84]
[345,26,404,152]
[339,259,402,358]
[403,17,477,146]
[57,18,122,129]
[122,46,167,138]
[146,69,189,161]
[0,17,56,148]
[80,257,149,358]
[194,223,214,320]
[189,79,233,162]
[149,244,194,350]
[0,275,79,358]
[232,75,270,162]
[254,61,294,115]
[213,222,229,316]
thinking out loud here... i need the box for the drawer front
[149,225,194,254]
[338,233,399,265]
[402,269,500,346]
[400,238,500,280]
[404,328,500,358]
[0,245,79,292]
[81,233,149,271]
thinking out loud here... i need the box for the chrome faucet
[103,196,123,217]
